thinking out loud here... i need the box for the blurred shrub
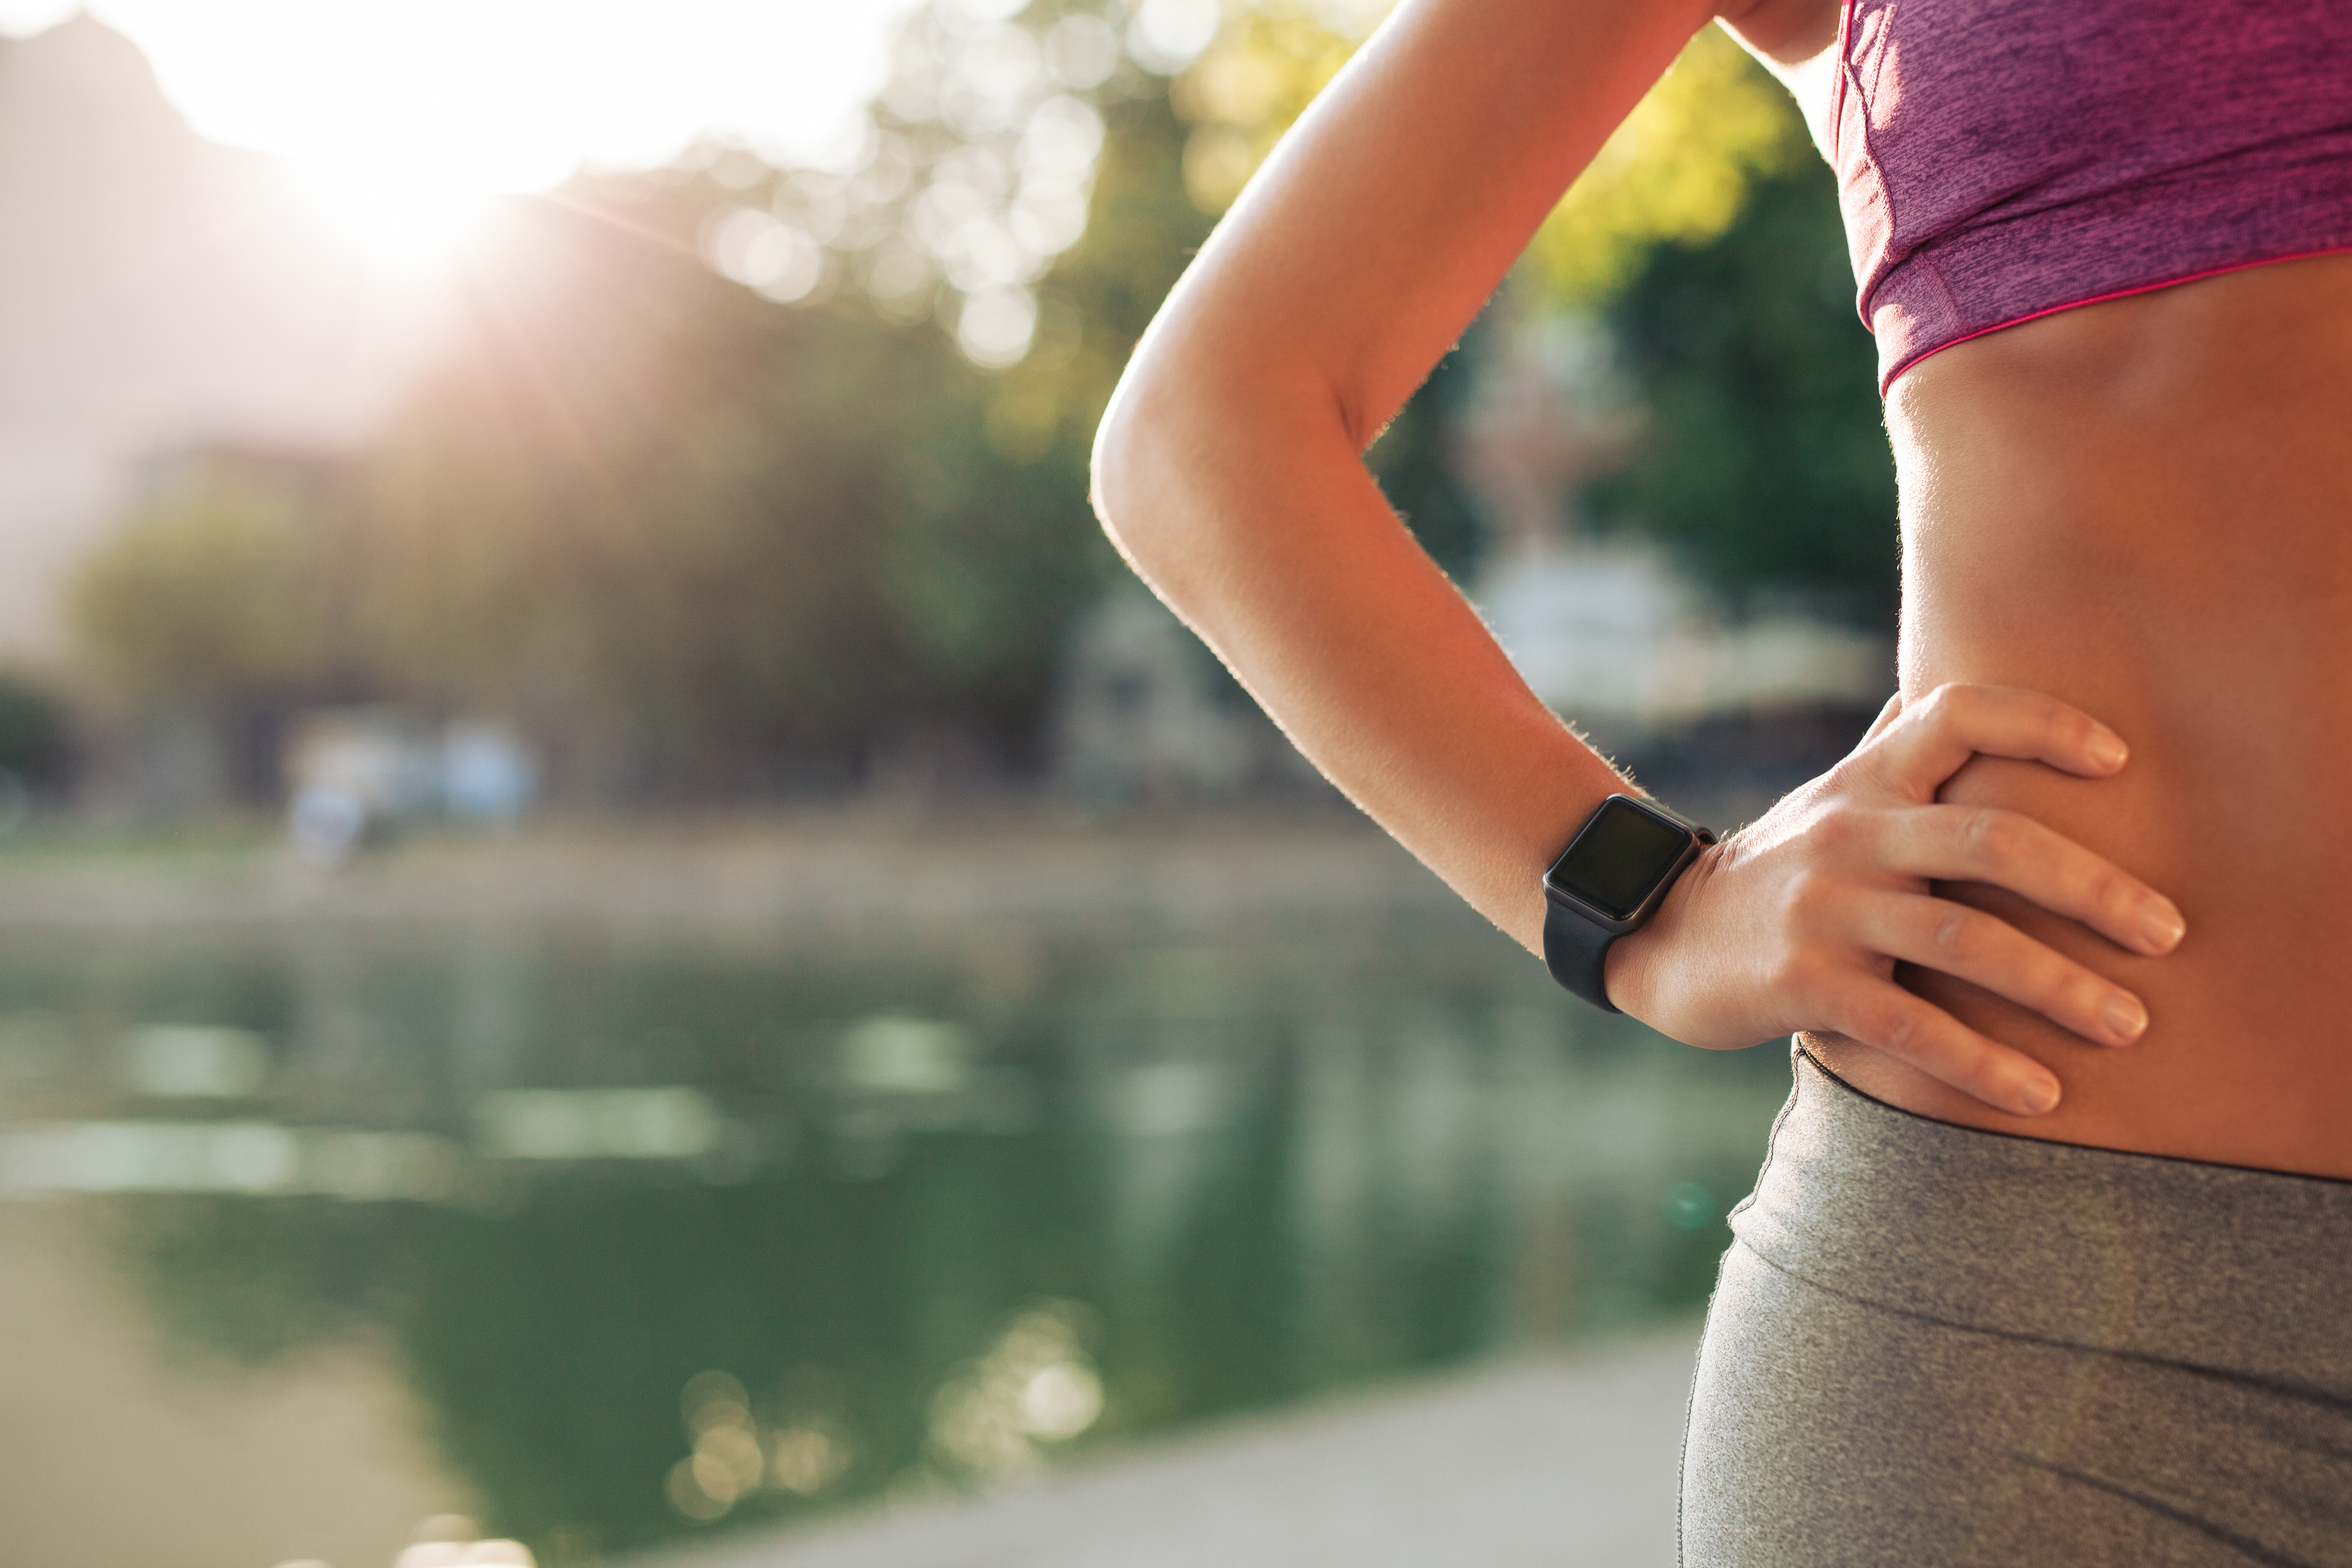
[1169,8,1358,212]
[345,183,1104,790]
[1595,163,1898,618]
[0,671,71,789]
[1522,26,1803,306]
[68,468,335,704]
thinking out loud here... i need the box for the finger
[1857,891,2148,1047]
[1887,804,2187,956]
[1823,977,2063,1115]
[1865,683,2128,798]
[1857,691,1904,747]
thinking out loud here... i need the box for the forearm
[1094,371,1626,955]
[1087,0,1727,949]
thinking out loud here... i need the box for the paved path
[654,1327,1702,1568]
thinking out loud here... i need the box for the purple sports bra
[1831,0,2352,392]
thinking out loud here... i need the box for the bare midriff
[1799,251,2352,1179]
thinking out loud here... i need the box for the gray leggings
[1681,1047,2352,1567]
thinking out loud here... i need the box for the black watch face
[1547,797,1692,921]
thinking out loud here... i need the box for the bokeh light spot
[1662,1181,1718,1230]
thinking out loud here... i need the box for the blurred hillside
[0,15,452,655]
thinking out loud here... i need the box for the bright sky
[0,0,919,192]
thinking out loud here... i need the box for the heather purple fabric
[1833,0,2352,392]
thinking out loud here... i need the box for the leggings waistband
[1729,1047,2352,1395]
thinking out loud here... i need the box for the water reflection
[394,1516,536,1568]
[0,915,1790,1565]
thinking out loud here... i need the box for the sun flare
[300,162,494,272]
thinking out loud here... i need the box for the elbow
[1088,367,1185,589]
[1091,325,1349,604]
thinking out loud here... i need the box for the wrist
[1597,854,1691,1017]
[1540,794,1715,1012]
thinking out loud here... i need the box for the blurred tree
[0,671,72,791]
[67,459,361,800]
[1594,163,1898,618]
[359,191,936,788]
[353,162,1125,793]
[68,467,335,705]
[340,0,1228,794]
[1520,25,1803,307]
[1168,7,1359,213]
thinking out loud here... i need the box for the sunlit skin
[1092,0,2352,1177]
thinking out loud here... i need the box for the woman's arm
[1094,0,1715,934]
[1090,0,2185,1116]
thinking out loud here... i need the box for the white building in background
[1477,541,1893,744]
[1052,590,1289,805]
[1452,310,1894,753]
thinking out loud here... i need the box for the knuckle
[1781,868,1841,927]
[1915,683,1964,728]
[2078,864,2130,915]
[1875,1002,1922,1052]
[1810,807,1866,856]
[1929,906,1977,958]
[1957,807,2016,870]
[2059,968,2107,1017]
[2021,946,2089,1013]
[2019,951,2077,1009]
[2063,867,2107,916]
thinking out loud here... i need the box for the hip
[1680,1047,2352,1565]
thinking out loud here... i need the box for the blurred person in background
[1093,0,2352,1559]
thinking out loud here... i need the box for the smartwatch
[1541,794,1716,1012]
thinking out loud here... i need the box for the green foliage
[1171,7,1363,211]
[339,90,1220,790]
[359,190,1012,776]
[1593,163,1899,618]
[0,671,71,784]
[349,95,1211,789]
[1523,26,1804,307]
[1366,344,1485,581]
[68,468,338,704]
[998,94,1217,462]
[64,160,1186,792]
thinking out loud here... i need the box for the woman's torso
[1748,0,2352,1175]
[1804,248,2352,1178]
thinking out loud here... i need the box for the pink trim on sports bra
[1882,245,2352,389]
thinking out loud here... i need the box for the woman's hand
[1603,683,2187,1117]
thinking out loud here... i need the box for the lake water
[0,902,1795,1568]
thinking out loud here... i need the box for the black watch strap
[1542,897,1622,1014]
[1540,795,1715,1014]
